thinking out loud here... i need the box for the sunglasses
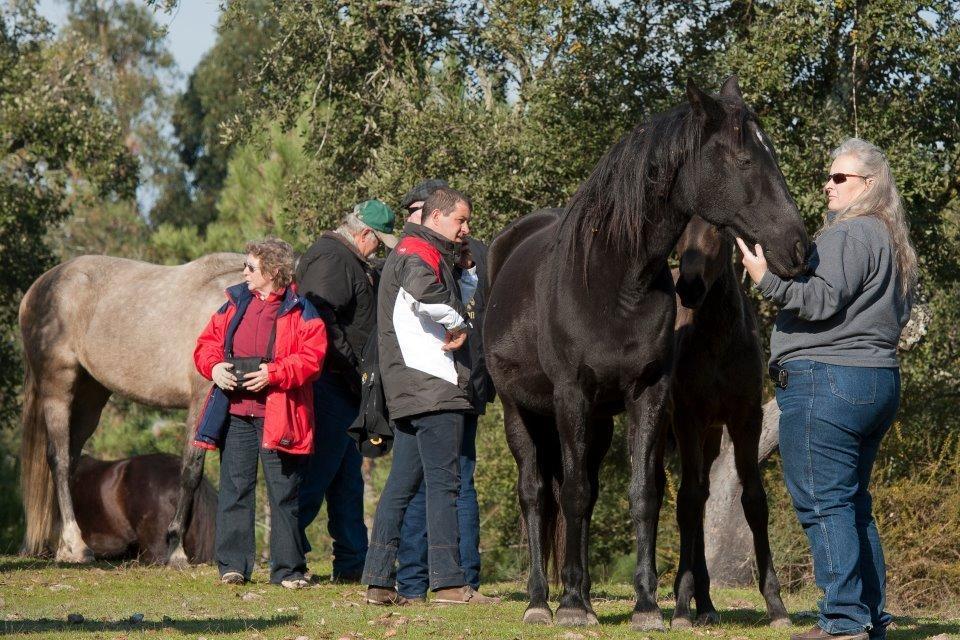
[242,262,259,272]
[826,172,869,184]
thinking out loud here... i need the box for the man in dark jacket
[295,199,397,581]
[361,186,498,606]
[393,180,496,602]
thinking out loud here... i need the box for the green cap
[354,199,398,248]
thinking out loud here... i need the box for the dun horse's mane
[561,96,750,259]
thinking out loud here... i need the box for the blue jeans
[216,415,306,583]
[776,360,899,638]
[362,411,465,591]
[397,413,480,597]
[298,373,368,578]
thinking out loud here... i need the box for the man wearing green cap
[294,199,398,581]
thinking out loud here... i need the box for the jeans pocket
[827,365,877,405]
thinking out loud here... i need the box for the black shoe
[331,571,363,584]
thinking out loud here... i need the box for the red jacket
[194,284,327,454]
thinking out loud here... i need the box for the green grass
[2,556,958,639]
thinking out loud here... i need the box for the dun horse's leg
[165,395,207,568]
[579,416,614,626]
[503,400,554,624]
[729,408,790,627]
[671,404,706,629]
[627,376,670,631]
[554,385,594,626]
[692,427,722,625]
[41,369,94,563]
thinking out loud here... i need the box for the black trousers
[215,414,306,583]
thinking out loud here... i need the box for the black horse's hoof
[770,616,792,628]
[556,607,590,626]
[697,611,721,625]
[671,615,694,629]
[631,610,666,632]
[522,607,552,624]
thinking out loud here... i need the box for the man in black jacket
[362,186,498,605]
[392,180,496,602]
[295,199,398,581]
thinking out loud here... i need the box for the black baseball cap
[399,179,449,211]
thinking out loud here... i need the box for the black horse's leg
[692,427,722,625]
[579,416,614,625]
[166,393,207,568]
[554,384,594,626]
[627,375,670,631]
[503,399,554,624]
[728,407,790,627]
[671,402,706,629]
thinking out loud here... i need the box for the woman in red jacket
[194,237,327,588]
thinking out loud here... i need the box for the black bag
[226,318,276,382]
[347,330,394,458]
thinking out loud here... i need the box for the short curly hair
[244,237,295,288]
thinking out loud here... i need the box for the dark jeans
[397,413,479,597]
[362,411,465,591]
[298,373,368,577]
[776,360,900,638]
[216,415,306,583]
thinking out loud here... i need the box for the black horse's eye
[735,154,753,169]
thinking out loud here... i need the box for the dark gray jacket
[296,232,379,389]
[459,236,496,414]
[378,222,473,419]
[759,214,912,368]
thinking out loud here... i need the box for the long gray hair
[823,138,918,296]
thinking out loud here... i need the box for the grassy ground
[2,557,958,640]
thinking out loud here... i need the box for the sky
[37,0,222,87]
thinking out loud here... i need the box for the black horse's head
[679,76,809,278]
[675,215,726,309]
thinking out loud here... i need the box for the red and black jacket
[193,283,327,454]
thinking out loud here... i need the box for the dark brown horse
[72,453,217,564]
[19,253,240,565]
[670,216,789,628]
[484,77,808,630]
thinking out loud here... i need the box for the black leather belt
[768,363,789,389]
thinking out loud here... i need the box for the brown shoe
[365,586,411,606]
[790,625,868,640]
[432,585,501,605]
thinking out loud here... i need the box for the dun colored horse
[19,253,241,565]
[484,77,809,630]
[670,216,789,627]
[72,453,217,564]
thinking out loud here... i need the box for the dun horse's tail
[19,363,55,556]
[185,476,217,564]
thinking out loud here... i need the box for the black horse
[484,77,808,630]
[670,216,789,628]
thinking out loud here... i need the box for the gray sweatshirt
[758,214,912,368]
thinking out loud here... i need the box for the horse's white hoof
[770,616,792,628]
[166,545,189,569]
[697,611,721,625]
[631,610,666,632]
[586,611,599,626]
[556,607,590,626]
[522,607,552,624]
[56,544,94,563]
[671,615,694,629]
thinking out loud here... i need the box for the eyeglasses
[826,172,869,184]
[242,262,259,272]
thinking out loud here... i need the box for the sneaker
[220,571,245,585]
[432,585,501,605]
[280,577,309,590]
[790,626,868,640]
[365,586,411,606]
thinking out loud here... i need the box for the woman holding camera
[738,139,916,640]
[194,237,327,588]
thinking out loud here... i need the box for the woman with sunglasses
[737,139,917,640]
[193,237,328,588]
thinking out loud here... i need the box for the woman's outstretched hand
[735,237,769,285]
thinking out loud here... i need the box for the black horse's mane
[562,96,748,258]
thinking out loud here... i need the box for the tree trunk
[703,399,781,586]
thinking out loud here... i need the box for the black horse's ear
[720,75,743,102]
[686,78,723,123]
